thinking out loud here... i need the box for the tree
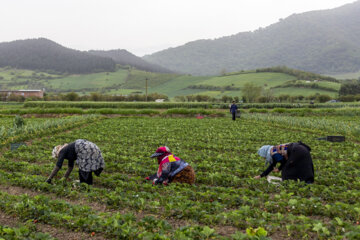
[90,92,101,101]
[316,94,331,103]
[278,94,290,102]
[242,83,262,103]
[65,92,79,101]
[339,82,360,95]
[7,94,25,102]
[262,89,274,103]
[221,95,232,103]
[174,96,186,102]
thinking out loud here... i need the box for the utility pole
[145,77,148,102]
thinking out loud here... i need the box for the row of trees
[1,92,169,102]
[174,93,333,103]
[187,84,240,91]
[256,66,338,82]
[45,92,169,102]
[339,80,360,95]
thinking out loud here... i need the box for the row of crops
[21,101,360,109]
[5,101,360,119]
[0,115,359,239]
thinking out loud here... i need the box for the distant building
[0,90,44,100]
[155,99,165,103]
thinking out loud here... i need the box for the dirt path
[0,184,239,237]
[0,210,106,240]
[0,184,110,213]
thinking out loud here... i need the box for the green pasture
[195,72,296,88]
[291,80,341,91]
[122,69,179,89]
[272,87,339,97]
[149,75,210,97]
[0,67,58,81]
[49,70,128,90]
[0,67,343,99]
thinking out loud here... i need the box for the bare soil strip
[0,210,106,240]
[0,183,238,237]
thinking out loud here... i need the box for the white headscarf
[257,145,273,166]
[52,144,68,159]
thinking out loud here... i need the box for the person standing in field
[145,146,195,185]
[254,141,314,184]
[230,100,238,121]
[46,139,105,185]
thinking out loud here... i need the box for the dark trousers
[232,112,236,121]
[79,170,93,185]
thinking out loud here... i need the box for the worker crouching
[146,146,195,185]
[47,139,105,185]
[254,141,314,184]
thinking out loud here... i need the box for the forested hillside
[144,0,360,76]
[89,49,173,73]
[0,38,116,74]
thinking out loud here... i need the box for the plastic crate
[326,136,345,142]
[10,142,26,151]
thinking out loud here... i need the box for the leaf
[334,217,343,226]
[255,227,268,237]
[288,199,298,206]
[246,227,256,236]
[312,222,323,232]
[201,226,215,237]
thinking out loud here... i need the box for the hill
[144,1,360,76]
[88,49,173,73]
[0,67,340,98]
[0,38,116,74]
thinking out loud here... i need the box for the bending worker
[254,141,314,184]
[46,139,105,185]
[146,146,195,185]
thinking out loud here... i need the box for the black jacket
[281,142,314,183]
[56,142,76,169]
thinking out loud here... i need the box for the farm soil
[0,184,242,237]
[0,210,106,240]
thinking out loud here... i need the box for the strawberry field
[0,113,360,239]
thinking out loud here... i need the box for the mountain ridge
[0,38,116,74]
[88,49,173,73]
[143,0,360,76]
[0,38,172,74]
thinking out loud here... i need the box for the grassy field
[195,72,296,88]
[272,87,339,97]
[1,111,360,239]
[50,70,128,91]
[0,67,341,99]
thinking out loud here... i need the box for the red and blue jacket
[156,154,188,184]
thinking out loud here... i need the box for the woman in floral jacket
[46,139,105,185]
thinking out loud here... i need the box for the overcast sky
[0,0,356,56]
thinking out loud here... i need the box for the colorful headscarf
[150,146,171,158]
